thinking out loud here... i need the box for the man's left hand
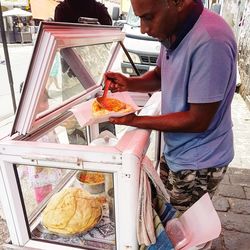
[109,113,137,126]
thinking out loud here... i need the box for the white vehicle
[119,7,161,76]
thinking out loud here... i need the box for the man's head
[131,0,195,40]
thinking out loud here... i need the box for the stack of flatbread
[42,187,102,235]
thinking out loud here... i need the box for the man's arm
[129,66,161,92]
[110,101,220,133]
[107,66,161,93]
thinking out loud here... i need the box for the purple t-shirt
[157,9,237,172]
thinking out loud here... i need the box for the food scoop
[96,79,112,110]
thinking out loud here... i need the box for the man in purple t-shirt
[106,0,236,219]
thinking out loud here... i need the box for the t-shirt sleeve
[188,39,235,103]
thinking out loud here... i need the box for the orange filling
[79,172,105,184]
[99,97,126,111]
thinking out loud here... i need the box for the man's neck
[162,0,203,50]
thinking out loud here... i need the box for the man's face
[131,0,180,40]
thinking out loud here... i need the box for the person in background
[54,0,112,25]
[106,1,236,248]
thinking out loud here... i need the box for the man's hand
[109,113,137,125]
[105,72,130,92]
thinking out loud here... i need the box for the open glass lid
[11,22,125,136]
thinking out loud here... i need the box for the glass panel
[17,162,116,249]
[33,115,88,145]
[17,164,69,217]
[36,115,118,146]
[36,42,115,119]
[36,50,86,117]
[72,43,113,83]
[110,45,130,76]
[110,42,145,77]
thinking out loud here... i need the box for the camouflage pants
[160,156,228,212]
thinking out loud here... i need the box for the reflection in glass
[17,164,67,217]
[36,51,85,117]
[35,115,88,145]
[73,43,113,83]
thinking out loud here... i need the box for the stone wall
[221,0,250,108]
[237,1,250,108]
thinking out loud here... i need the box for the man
[106,0,237,213]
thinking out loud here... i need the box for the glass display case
[0,22,162,250]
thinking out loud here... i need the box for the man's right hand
[105,72,130,92]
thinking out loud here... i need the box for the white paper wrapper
[71,92,140,126]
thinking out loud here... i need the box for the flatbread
[42,187,102,235]
[92,97,133,117]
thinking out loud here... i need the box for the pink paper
[71,92,140,126]
[175,193,221,249]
